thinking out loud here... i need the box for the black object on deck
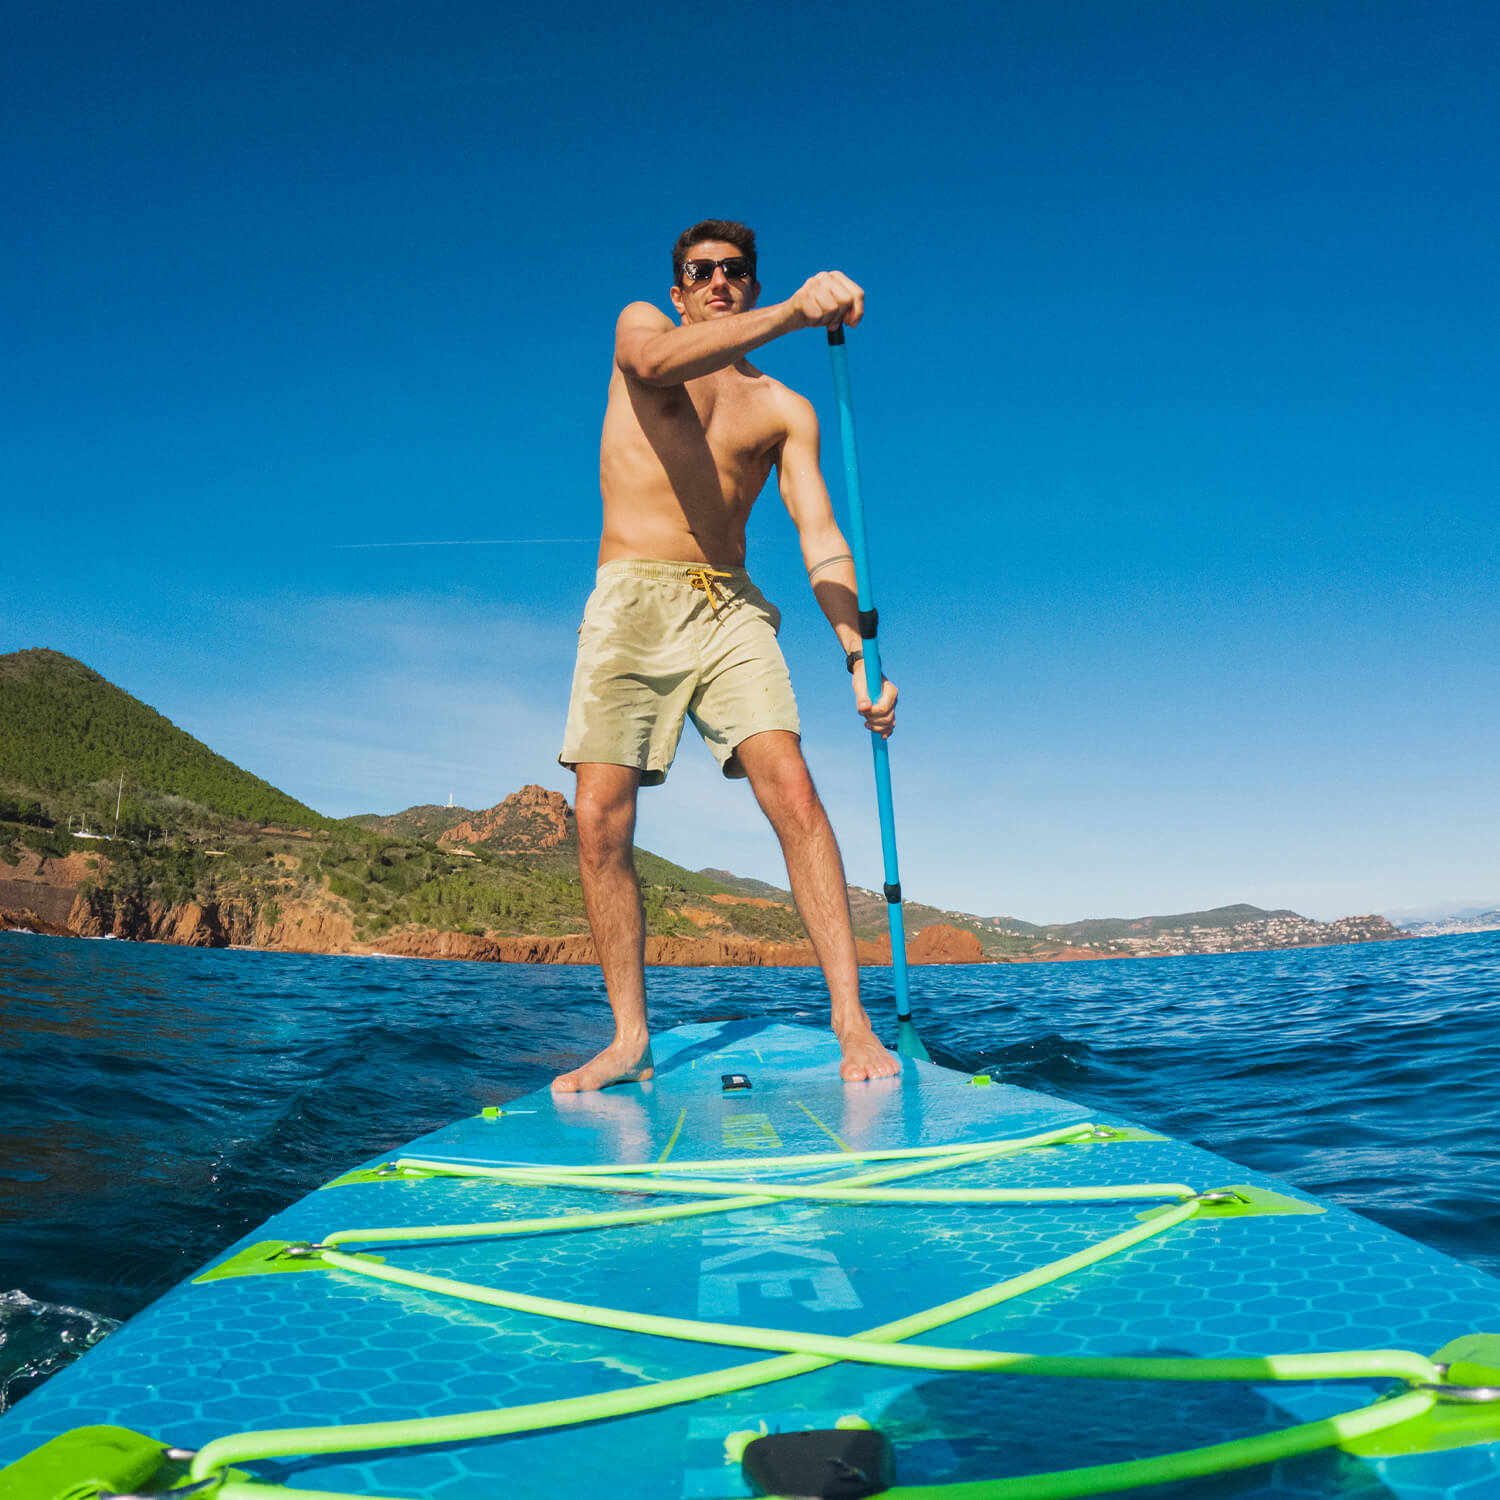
[741,1427,895,1498]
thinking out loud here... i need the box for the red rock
[908,924,987,964]
[865,924,990,965]
[440,785,575,853]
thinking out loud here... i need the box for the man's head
[670,219,759,324]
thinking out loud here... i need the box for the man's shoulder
[733,374,815,458]
[617,300,672,331]
[756,375,816,432]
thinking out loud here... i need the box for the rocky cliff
[65,890,358,953]
[440,785,574,854]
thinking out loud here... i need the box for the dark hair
[672,220,757,284]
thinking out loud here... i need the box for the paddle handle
[827,328,920,1048]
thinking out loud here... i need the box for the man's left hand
[853,662,898,738]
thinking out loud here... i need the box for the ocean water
[2,927,1498,1410]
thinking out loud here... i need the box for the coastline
[0,892,1035,966]
[0,893,1400,968]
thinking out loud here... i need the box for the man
[554,219,900,1092]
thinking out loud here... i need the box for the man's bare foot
[835,1023,901,1082]
[551,1039,655,1093]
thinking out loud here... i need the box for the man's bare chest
[659,376,781,466]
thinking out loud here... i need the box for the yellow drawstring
[685,566,733,614]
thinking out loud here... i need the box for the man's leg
[552,762,655,1092]
[735,731,899,1081]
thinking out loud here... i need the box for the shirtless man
[554,219,900,1092]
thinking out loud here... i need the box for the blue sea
[2,928,1498,1411]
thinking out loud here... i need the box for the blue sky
[4,1,1496,924]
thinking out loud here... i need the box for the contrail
[333,538,595,550]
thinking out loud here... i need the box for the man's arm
[777,393,897,737]
[616,272,865,388]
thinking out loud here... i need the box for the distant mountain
[1035,903,1299,946]
[0,648,324,830]
[1399,909,1500,937]
[990,915,1047,938]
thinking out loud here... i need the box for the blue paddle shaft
[827,330,918,1039]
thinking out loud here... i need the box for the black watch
[845,649,864,674]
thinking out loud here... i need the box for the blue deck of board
[3,1020,1498,1498]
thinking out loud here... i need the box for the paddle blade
[896,1017,931,1061]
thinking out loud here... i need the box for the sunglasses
[681,257,755,284]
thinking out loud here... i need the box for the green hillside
[298,832,807,944]
[0,648,804,947]
[697,867,791,901]
[0,648,326,832]
[344,804,476,840]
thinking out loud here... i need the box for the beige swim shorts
[559,559,800,785]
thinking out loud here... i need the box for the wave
[0,1290,120,1412]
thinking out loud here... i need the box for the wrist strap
[845,648,864,674]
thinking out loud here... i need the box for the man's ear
[745,278,761,309]
[669,283,686,317]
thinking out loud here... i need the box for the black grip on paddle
[884,881,902,905]
[827,325,845,345]
[859,608,879,638]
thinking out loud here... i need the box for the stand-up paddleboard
[2,1017,1498,1499]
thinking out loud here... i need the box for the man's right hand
[853,662,897,738]
[787,271,864,330]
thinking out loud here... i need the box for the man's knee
[574,767,640,870]
[779,775,828,838]
[744,741,825,835]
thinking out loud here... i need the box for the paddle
[826,326,931,1061]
